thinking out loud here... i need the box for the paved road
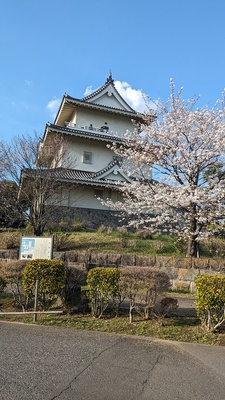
[0,322,225,400]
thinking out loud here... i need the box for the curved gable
[82,73,136,113]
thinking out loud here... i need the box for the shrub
[127,239,139,251]
[22,259,65,310]
[97,224,107,233]
[0,275,7,295]
[53,232,71,251]
[117,226,128,235]
[119,267,171,322]
[1,232,20,249]
[136,230,153,240]
[201,237,225,258]
[107,226,113,234]
[58,219,68,232]
[141,269,171,319]
[118,266,143,323]
[151,241,165,254]
[154,297,178,318]
[0,259,29,310]
[87,267,120,318]
[195,274,225,331]
[70,219,84,232]
[174,237,187,255]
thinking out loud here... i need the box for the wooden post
[33,279,39,322]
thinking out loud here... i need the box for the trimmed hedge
[195,274,225,331]
[87,267,120,318]
[22,259,65,310]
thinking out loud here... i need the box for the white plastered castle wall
[71,108,135,138]
[62,136,114,171]
[57,185,123,209]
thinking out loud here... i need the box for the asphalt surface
[0,321,225,400]
[172,296,197,316]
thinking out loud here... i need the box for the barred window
[83,151,92,164]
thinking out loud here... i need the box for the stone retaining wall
[55,251,225,292]
[1,250,225,292]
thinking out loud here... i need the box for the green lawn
[0,229,182,256]
[0,311,224,346]
[0,292,224,346]
[50,231,180,256]
[1,228,225,258]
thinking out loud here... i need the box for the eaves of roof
[46,123,124,144]
[21,167,124,189]
[64,94,142,119]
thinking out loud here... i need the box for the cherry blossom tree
[104,80,225,257]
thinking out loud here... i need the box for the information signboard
[19,237,54,260]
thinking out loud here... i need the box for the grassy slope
[54,231,180,256]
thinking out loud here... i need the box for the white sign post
[19,237,54,260]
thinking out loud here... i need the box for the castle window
[83,151,92,164]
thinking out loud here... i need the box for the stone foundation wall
[55,251,225,293]
[1,250,225,293]
[45,206,124,231]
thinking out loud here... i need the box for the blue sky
[1,0,225,141]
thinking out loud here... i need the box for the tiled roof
[47,123,124,143]
[64,94,139,117]
[81,73,137,114]
[93,159,122,178]
[81,73,114,101]
[22,161,128,188]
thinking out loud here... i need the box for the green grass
[0,229,181,255]
[1,287,224,345]
[0,294,224,346]
[0,312,224,346]
[2,228,225,258]
[53,231,180,256]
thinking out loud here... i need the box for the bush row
[86,267,175,321]
[0,260,224,331]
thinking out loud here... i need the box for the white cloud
[114,81,148,112]
[46,98,61,119]
[83,86,94,96]
[25,79,33,86]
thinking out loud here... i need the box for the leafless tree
[0,131,77,235]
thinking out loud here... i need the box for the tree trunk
[34,228,41,236]
[187,236,198,258]
[186,205,199,257]
[129,306,133,323]
[33,224,44,236]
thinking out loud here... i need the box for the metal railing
[66,122,110,134]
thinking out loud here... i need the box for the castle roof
[54,73,142,126]
[21,159,132,188]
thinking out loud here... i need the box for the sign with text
[20,237,54,260]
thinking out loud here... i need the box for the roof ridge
[81,74,136,113]
[81,73,114,101]
[93,159,121,178]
